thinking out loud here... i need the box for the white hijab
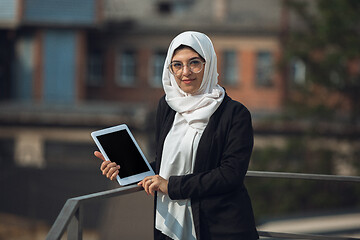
[156,31,225,240]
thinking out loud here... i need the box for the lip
[182,79,195,84]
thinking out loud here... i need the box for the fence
[46,171,360,240]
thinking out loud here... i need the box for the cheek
[174,76,182,86]
[197,72,205,86]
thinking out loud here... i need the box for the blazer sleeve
[168,105,254,200]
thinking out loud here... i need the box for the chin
[184,89,200,95]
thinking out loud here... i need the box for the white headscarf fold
[156,31,225,240]
[162,31,225,131]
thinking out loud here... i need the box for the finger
[149,183,157,196]
[102,162,117,175]
[110,170,119,181]
[100,160,111,172]
[106,165,119,178]
[137,180,144,186]
[139,177,149,187]
[100,160,112,171]
[104,163,119,177]
[94,151,106,161]
[142,176,152,183]
[139,176,155,194]
[144,178,153,195]
[149,177,162,196]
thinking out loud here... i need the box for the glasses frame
[168,59,206,76]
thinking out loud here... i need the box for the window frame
[116,49,137,87]
[87,49,104,87]
[150,49,167,88]
[222,49,239,86]
[255,50,274,87]
[289,57,306,87]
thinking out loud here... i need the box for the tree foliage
[284,0,360,122]
[247,137,360,222]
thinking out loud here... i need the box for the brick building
[0,0,304,170]
[0,0,300,113]
[86,0,294,112]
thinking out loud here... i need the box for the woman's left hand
[138,175,168,196]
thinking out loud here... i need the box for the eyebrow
[171,57,203,63]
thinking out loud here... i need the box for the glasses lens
[189,60,204,73]
[170,62,183,75]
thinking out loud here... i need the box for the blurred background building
[0,0,359,239]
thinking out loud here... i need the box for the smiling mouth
[182,79,194,84]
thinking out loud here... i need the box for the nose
[182,64,191,76]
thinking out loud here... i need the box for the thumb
[94,151,106,161]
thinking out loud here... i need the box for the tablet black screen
[96,130,149,178]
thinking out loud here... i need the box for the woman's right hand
[94,151,120,181]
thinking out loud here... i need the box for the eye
[189,59,202,66]
[172,62,182,69]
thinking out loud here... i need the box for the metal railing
[46,171,360,240]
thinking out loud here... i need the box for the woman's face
[170,47,205,94]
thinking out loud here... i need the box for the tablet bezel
[91,124,155,186]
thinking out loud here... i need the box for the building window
[222,50,238,86]
[116,50,136,86]
[157,0,193,15]
[157,1,171,14]
[87,50,103,86]
[173,0,192,13]
[13,35,34,101]
[151,50,167,87]
[289,58,306,86]
[256,51,274,87]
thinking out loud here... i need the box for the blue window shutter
[0,0,17,22]
[43,30,76,103]
[24,0,96,25]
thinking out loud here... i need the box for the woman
[96,31,259,240]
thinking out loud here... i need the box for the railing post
[67,204,83,240]
[46,186,143,240]
[46,199,80,240]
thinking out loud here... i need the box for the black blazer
[153,93,258,240]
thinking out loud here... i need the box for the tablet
[91,124,155,186]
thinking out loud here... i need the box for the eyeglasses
[169,59,205,76]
